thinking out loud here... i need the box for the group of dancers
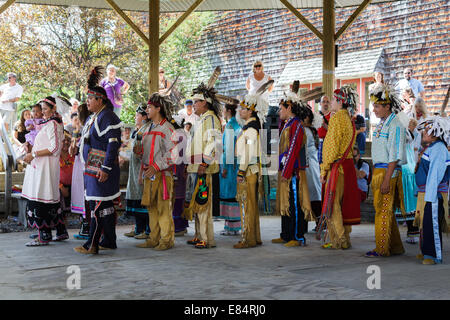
[21,65,450,266]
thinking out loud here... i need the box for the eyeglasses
[254,65,262,68]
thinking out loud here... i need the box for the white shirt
[247,73,270,101]
[0,83,23,111]
[22,120,64,203]
[178,108,199,127]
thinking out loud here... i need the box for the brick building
[189,0,449,115]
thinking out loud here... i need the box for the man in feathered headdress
[317,85,361,250]
[272,87,314,248]
[185,80,222,249]
[414,116,450,264]
[74,66,123,255]
[136,93,178,251]
[365,83,407,257]
[233,85,270,249]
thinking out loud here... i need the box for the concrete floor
[1,216,449,300]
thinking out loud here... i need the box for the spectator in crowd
[64,112,80,136]
[246,60,273,101]
[100,64,130,118]
[317,95,332,164]
[158,68,172,94]
[353,146,370,203]
[178,99,199,128]
[12,108,31,156]
[22,96,66,246]
[368,71,385,139]
[119,125,133,168]
[401,87,416,112]
[354,112,367,155]
[70,98,80,114]
[59,130,75,213]
[0,72,24,132]
[396,67,425,98]
[24,103,44,150]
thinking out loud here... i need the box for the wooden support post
[335,0,372,40]
[322,0,335,99]
[149,0,160,94]
[105,0,150,46]
[0,0,16,15]
[159,0,205,45]
[280,0,323,41]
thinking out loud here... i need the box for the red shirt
[317,112,331,139]
[60,154,75,186]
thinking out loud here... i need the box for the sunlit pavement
[1,216,449,300]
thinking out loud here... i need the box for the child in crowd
[415,116,450,265]
[353,146,371,203]
[24,103,44,150]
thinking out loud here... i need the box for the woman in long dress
[219,104,242,235]
[22,96,66,246]
[71,103,92,240]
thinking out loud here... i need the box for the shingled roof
[277,47,386,85]
[189,0,449,111]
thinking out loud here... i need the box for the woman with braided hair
[318,86,361,250]
[136,93,178,251]
[74,66,122,255]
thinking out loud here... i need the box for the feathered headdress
[86,65,114,110]
[87,66,106,99]
[369,83,402,114]
[191,66,222,117]
[417,116,450,146]
[334,85,359,114]
[147,92,175,122]
[240,79,273,123]
[136,103,147,116]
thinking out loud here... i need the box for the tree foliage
[0,4,215,123]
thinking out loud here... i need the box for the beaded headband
[87,89,107,100]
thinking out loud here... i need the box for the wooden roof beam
[280,0,324,41]
[335,0,372,40]
[159,0,205,45]
[105,0,150,46]
[0,0,17,15]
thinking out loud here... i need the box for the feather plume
[417,116,450,145]
[292,80,300,94]
[207,66,221,89]
[299,86,323,102]
[87,66,104,90]
[256,80,274,95]
[312,112,323,129]
[162,74,180,96]
[216,94,239,106]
